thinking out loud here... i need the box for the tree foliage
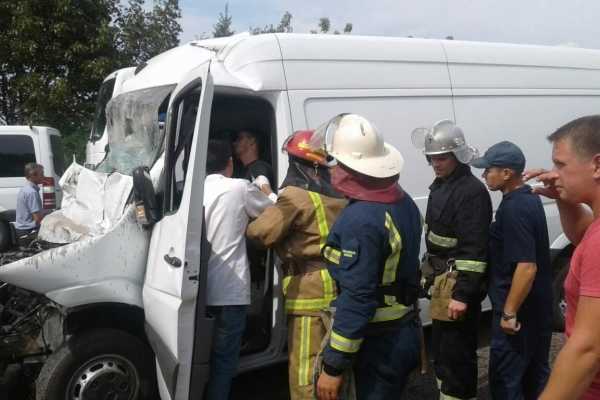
[213,2,234,38]
[249,11,293,35]
[0,0,182,161]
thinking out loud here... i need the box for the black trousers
[432,301,481,400]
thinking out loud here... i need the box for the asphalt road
[231,313,566,400]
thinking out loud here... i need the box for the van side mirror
[133,166,159,227]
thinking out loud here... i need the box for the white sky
[178,0,599,49]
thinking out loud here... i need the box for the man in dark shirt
[233,129,273,184]
[471,141,552,400]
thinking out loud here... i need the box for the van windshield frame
[90,78,116,142]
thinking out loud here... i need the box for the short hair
[206,140,231,174]
[239,129,262,151]
[548,115,600,161]
[24,163,43,178]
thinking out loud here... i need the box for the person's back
[203,140,273,400]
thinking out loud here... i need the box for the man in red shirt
[525,115,600,400]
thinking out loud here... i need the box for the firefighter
[246,130,347,400]
[412,120,492,400]
[315,114,423,400]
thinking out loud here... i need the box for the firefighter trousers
[353,316,420,400]
[432,301,481,400]
[288,314,327,400]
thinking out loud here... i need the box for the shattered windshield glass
[96,85,174,175]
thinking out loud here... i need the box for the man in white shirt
[203,139,274,400]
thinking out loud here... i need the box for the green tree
[311,17,352,35]
[213,3,234,38]
[249,11,293,35]
[0,0,121,136]
[116,0,182,65]
[318,18,331,34]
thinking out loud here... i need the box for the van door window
[0,135,36,177]
[49,135,66,177]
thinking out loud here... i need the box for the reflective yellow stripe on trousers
[383,212,403,305]
[298,315,311,386]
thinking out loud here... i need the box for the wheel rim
[66,354,140,400]
[559,285,567,317]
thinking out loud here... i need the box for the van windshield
[90,78,116,141]
[96,85,174,175]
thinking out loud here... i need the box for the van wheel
[0,221,9,252]
[36,328,158,400]
[553,264,569,332]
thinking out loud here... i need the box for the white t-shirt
[204,174,274,306]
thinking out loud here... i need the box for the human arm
[252,175,277,202]
[524,168,593,245]
[246,190,299,249]
[539,295,600,399]
[501,262,536,334]
[32,212,43,227]
[26,190,43,227]
[451,185,493,314]
[243,181,275,220]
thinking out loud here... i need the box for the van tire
[36,328,158,400]
[0,221,9,252]
[553,264,569,332]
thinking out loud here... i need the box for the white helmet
[411,120,479,164]
[310,114,404,178]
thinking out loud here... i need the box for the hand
[522,168,559,199]
[500,317,521,335]
[447,299,467,320]
[316,370,343,400]
[252,175,271,190]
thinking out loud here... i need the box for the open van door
[142,60,214,400]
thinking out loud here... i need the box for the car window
[49,135,66,177]
[0,135,36,178]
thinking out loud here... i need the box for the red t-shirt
[565,217,600,399]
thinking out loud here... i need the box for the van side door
[142,60,214,400]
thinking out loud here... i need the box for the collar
[429,163,473,190]
[26,181,40,191]
[503,184,532,200]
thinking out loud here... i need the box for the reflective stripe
[321,269,335,301]
[324,246,340,265]
[383,212,403,305]
[330,331,362,353]
[285,298,333,311]
[308,192,329,250]
[298,316,311,386]
[371,304,413,323]
[427,230,457,248]
[283,276,292,296]
[436,378,442,390]
[455,260,486,273]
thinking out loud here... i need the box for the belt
[284,259,326,276]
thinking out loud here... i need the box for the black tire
[0,221,8,252]
[36,328,158,400]
[553,264,569,332]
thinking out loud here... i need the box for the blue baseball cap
[470,141,526,171]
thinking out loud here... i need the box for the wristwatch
[501,312,517,321]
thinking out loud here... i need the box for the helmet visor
[411,126,433,150]
[455,145,480,163]
[307,113,350,153]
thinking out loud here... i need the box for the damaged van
[0,32,599,399]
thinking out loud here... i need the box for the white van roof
[0,126,60,135]
[119,33,600,94]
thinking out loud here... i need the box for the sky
[177,0,600,49]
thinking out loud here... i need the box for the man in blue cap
[471,141,552,400]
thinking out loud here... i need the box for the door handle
[164,254,182,268]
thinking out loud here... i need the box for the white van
[85,67,136,170]
[0,34,595,398]
[0,126,65,250]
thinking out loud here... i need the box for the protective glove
[252,175,271,190]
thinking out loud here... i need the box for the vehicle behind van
[0,126,65,250]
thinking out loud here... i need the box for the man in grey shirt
[15,163,45,245]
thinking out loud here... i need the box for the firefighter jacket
[425,162,493,304]
[322,194,422,372]
[246,186,347,316]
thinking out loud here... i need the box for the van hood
[0,160,164,308]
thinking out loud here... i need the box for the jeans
[206,305,246,400]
